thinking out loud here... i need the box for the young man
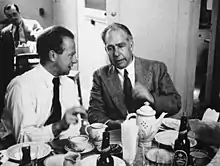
[2,26,86,142]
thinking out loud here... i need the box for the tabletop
[1,119,220,166]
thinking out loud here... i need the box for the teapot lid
[136,102,156,116]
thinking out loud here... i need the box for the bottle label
[101,146,110,153]
[179,130,187,135]
[173,150,188,166]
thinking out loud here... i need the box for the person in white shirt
[1,26,86,143]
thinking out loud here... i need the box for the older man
[88,23,181,130]
[2,26,86,143]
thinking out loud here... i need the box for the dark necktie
[14,25,20,47]
[44,77,62,125]
[123,69,133,113]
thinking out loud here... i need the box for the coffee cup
[190,149,211,166]
[68,135,89,152]
[85,123,107,146]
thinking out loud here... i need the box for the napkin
[202,108,220,122]
[121,118,139,165]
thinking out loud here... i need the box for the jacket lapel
[135,57,153,91]
[104,66,128,118]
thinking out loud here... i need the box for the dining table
[1,118,220,166]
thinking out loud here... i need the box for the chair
[68,70,83,106]
[15,53,39,75]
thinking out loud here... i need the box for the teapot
[126,102,167,143]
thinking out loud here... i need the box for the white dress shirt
[2,64,80,143]
[117,58,135,88]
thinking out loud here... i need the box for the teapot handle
[126,113,137,120]
[84,125,90,135]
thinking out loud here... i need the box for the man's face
[54,37,77,75]
[5,6,22,25]
[105,29,133,69]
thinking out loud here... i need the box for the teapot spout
[155,112,167,127]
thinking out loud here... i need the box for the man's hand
[61,106,87,129]
[133,82,154,104]
[52,106,87,137]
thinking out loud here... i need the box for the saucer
[64,142,94,154]
[81,154,126,166]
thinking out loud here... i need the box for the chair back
[15,53,39,75]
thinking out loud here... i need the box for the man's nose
[72,56,78,64]
[113,46,120,57]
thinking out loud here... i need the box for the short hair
[36,26,75,65]
[101,22,133,44]
[4,4,20,15]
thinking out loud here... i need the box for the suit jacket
[1,18,43,43]
[88,57,181,124]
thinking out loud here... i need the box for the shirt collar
[37,64,57,88]
[117,57,135,77]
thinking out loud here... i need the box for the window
[85,0,106,11]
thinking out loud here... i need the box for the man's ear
[129,40,134,51]
[48,50,57,62]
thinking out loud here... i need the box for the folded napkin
[202,108,220,122]
[121,118,139,164]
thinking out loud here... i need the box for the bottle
[173,114,190,166]
[96,131,114,166]
[20,145,32,166]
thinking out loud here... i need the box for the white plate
[154,130,197,147]
[81,154,126,166]
[44,154,64,166]
[6,142,51,161]
[162,118,180,130]
[64,142,94,154]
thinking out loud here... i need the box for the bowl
[145,148,174,165]
[190,149,211,166]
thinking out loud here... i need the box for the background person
[1,3,43,48]
[0,4,43,116]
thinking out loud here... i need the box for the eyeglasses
[105,42,127,55]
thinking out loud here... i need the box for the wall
[0,0,53,29]
[52,0,79,70]
[77,1,109,108]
